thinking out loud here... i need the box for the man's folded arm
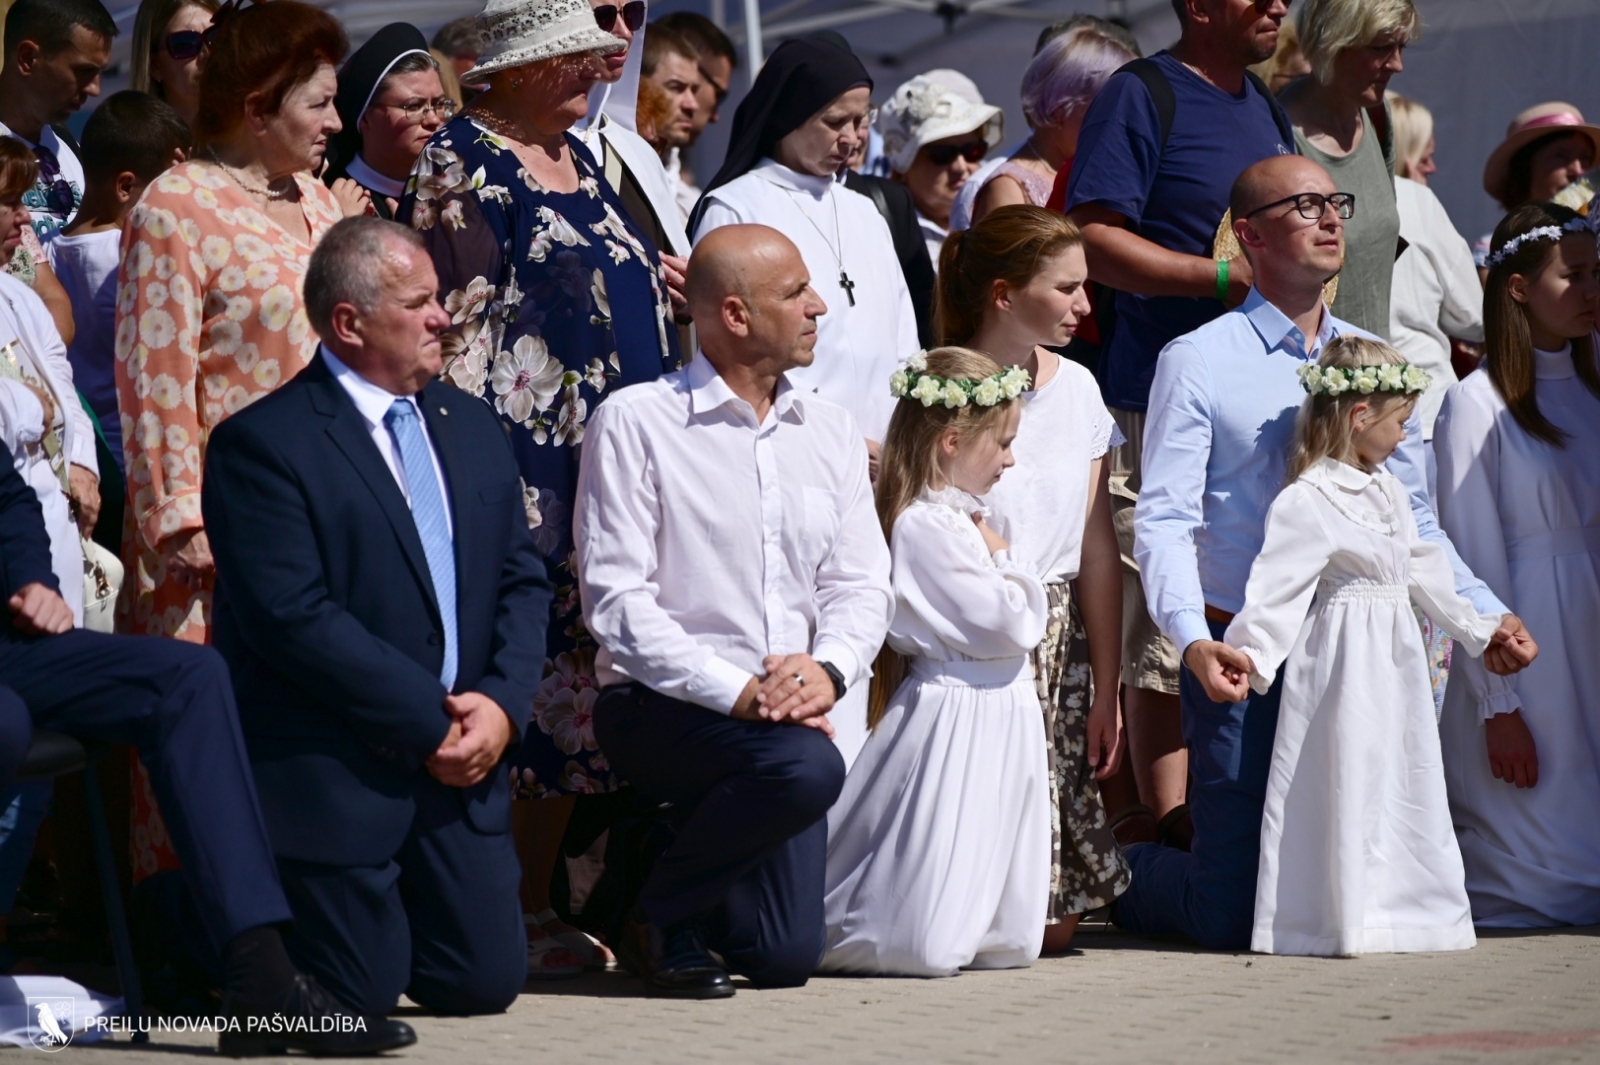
[575,401,754,714]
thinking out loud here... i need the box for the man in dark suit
[203,217,551,1017]
[0,460,414,1055]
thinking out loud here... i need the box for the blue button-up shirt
[1135,287,1506,654]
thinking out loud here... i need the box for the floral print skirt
[1034,581,1131,921]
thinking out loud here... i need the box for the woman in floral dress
[399,0,677,972]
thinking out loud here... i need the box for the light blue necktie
[385,399,458,691]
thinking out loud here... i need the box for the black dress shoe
[616,912,734,999]
[217,973,418,1057]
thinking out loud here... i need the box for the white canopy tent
[87,0,1596,237]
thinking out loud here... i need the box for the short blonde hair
[1297,0,1420,85]
[1386,92,1434,180]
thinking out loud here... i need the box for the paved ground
[41,921,1600,1063]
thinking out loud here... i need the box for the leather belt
[1203,604,1235,625]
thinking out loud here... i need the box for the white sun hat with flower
[875,71,1004,175]
[463,0,625,86]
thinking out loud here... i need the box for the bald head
[1230,154,1332,222]
[688,224,826,374]
[686,225,805,315]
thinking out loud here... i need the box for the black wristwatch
[818,661,847,701]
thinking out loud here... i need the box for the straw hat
[1482,102,1600,206]
[463,0,624,86]
[876,72,1003,175]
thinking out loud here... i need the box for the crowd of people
[0,0,1594,1053]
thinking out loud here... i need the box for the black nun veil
[688,37,872,236]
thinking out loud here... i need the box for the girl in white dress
[822,347,1051,977]
[1224,336,1516,957]
[939,205,1129,951]
[1435,203,1600,927]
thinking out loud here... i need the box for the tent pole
[743,0,763,83]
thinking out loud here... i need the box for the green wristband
[1215,258,1230,302]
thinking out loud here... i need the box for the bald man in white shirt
[576,224,892,998]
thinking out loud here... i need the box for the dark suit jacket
[0,460,58,606]
[203,355,552,865]
[844,172,937,349]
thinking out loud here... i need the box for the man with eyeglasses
[1119,154,1533,950]
[0,0,115,241]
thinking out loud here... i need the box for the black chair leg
[82,751,147,1043]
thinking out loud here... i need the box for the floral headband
[1486,216,1592,268]
[889,351,1030,409]
[1298,362,1431,397]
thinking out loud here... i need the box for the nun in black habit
[324,22,451,218]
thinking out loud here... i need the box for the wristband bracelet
[1215,258,1230,302]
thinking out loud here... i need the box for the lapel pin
[439,406,448,416]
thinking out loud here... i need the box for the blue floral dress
[402,114,679,798]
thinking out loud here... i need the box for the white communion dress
[1434,344,1600,927]
[1224,458,1502,956]
[821,488,1051,977]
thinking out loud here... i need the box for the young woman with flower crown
[938,204,1129,952]
[1221,335,1515,956]
[1434,203,1600,928]
[820,347,1051,977]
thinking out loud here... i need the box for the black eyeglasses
[163,29,206,60]
[698,64,729,105]
[593,1,645,32]
[1245,191,1356,221]
[924,140,988,166]
[40,179,76,217]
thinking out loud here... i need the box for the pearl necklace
[205,149,296,201]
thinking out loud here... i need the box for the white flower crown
[889,351,1030,409]
[1298,362,1432,397]
[1486,216,1592,268]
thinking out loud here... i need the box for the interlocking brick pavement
[46,925,1600,1063]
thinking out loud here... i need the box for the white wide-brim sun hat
[876,72,1004,176]
[463,0,625,86]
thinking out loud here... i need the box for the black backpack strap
[49,123,81,156]
[1243,69,1297,149]
[1116,58,1178,152]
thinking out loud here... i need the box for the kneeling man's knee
[776,731,846,820]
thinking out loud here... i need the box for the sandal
[1157,803,1194,852]
[1109,803,1159,848]
[525,925,584,980]
[530,910,612,972]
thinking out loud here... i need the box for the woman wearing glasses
[876,71,1002,270]
[325,23,452,219]
[1279,0,1417,338]
[129,0,221,128]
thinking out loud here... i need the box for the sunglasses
[593,2,645,33]
[923,140,988,166]
[163,29,206,60]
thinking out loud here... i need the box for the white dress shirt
[322,344,452,537]
[575,353,893,715]
[695,159,922,442]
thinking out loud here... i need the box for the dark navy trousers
[0,630,291,949]
[593,683,845,988]
[1115,619,1285,950]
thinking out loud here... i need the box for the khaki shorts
[1109,407,1181,695]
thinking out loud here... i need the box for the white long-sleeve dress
[821,488,1050,977]
[1224,458,1502,956]
[1434,345,1600,928]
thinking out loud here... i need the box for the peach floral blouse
[114,161,342,641]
